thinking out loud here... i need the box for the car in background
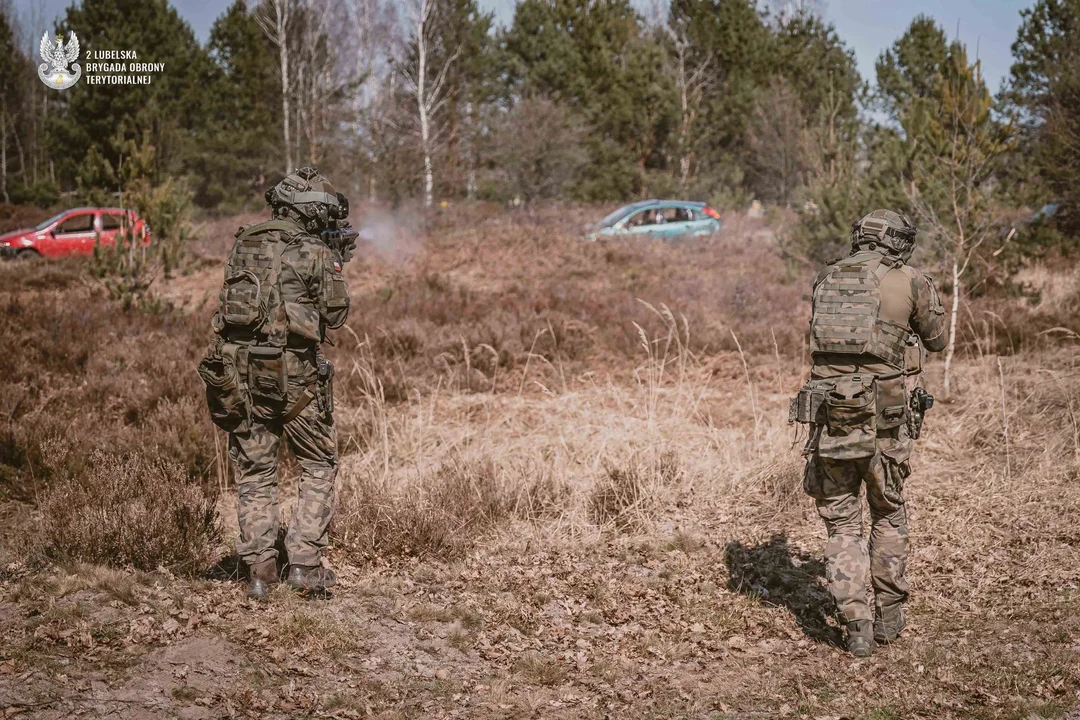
[585,200,722,241]
[0,207,150,260]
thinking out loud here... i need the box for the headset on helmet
[264,166,349,230]
[850,209,917,257]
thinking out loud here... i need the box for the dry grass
[37,448,222,575]
[2,206,1080,718]
[334,457,510,562]
[589,450,681,529]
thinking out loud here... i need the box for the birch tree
[340,0,397,197]
[255,0,294,173]
[401,0,458,208]
[293,0,357,166]
[663,17,710,191]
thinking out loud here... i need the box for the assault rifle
[320,220,359,263]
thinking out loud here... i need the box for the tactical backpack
[809,252,909,369]
[214,219,303,347]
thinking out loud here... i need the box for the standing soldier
[790,210,946,657]
[198,167,356,600]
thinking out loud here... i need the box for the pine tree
[195,0,282,208]
[1006,0,1080,234]
[907,45,1012,396]
[874,14,952,120]
[48,0,216,190]
[0,8,20,203]
[502,0,676,201]
[668,0,773,198]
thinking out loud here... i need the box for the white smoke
[355,204,421,262]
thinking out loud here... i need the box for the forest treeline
[0,0,1078,264]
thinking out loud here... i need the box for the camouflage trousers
[804,449,910,623]
[229,378,337,568]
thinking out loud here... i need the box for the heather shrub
[37,448,222,574]
[589,451,681,529]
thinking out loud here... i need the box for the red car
[0,207,150,260]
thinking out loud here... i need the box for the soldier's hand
[340,235,357,263]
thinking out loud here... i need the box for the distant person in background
[790,210,947,657]
[198,167,356,600]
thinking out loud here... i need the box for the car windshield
[595,203,652,229]
[33,211,68,231]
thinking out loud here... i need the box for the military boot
[874,604,907,645]
[286,564,337,593]
[247,559,279,601]
[846,620,875,658]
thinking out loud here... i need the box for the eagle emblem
[37,31,82,90]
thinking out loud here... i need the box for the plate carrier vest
[809,252,910,369]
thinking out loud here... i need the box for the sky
[25,0,1032,93]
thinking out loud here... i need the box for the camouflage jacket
[215,217,350,351]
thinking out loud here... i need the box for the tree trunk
[943,259,960,397]
[677,48,689,192]
[423,150,433,208]
[1,107,8,205]
[281,38,292,173]
[416,1,433,208]
[465,102,476,199]
[14,121,25,179]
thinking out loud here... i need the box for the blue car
[586,200,723,241]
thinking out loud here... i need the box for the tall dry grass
[4,205,1080,585]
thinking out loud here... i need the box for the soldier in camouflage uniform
[793,210,946,657]
[198,167,355,600]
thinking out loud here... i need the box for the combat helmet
[264,166,349,232]
[850,209,917,260]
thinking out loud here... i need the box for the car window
[34,211,67,231]
[101,214,125,230]
[672,207,693,222]
[597,202,652,228]
[627,209,659,227]
[56,214,95,234]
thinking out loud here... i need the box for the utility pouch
[247,346,287,418]
[789,378,835,425]
[220,270,264,327]
[873,435,913,510]
[876,375,909,430]
[197,342,248,431]
[817,374,878,460]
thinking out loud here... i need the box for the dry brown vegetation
[37,447,222,574]
[1,207,1079,719]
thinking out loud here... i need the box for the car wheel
[16,249,41,261]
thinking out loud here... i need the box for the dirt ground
[2,209,1079,719]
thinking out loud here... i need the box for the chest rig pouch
[809,253,909,369]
